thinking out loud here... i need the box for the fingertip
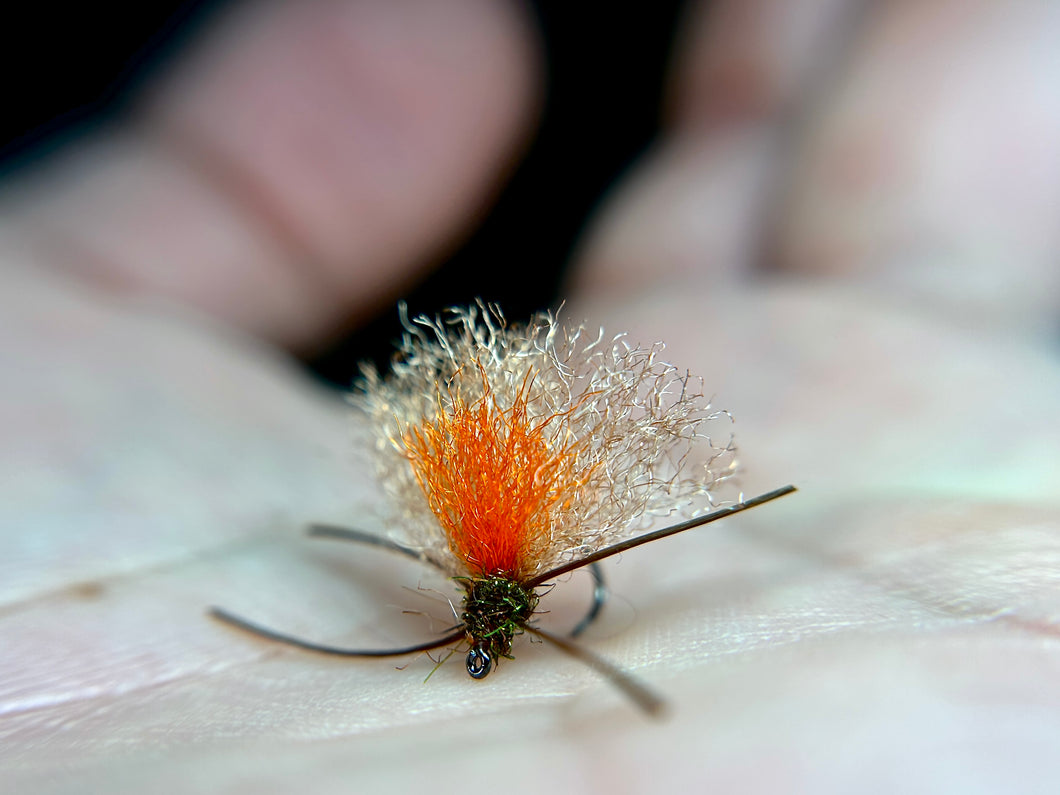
[16,0,542,349]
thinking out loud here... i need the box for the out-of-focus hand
[2,1,1058,792]
[569,1,1060,789]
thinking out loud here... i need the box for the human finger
[573,0,1060,337]
[2,0,540,350]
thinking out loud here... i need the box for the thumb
[5,0,540,349]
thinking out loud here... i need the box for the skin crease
[1,0,1059,791]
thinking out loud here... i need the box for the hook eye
[466,643,492,679]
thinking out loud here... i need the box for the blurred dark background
[2,0,686,384]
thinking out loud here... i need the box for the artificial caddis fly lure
[212,304,795,715]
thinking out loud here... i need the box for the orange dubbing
[403,368,591,581]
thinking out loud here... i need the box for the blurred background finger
[572,0,1060,340]
[2,0,539,350]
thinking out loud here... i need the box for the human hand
[3,1,1058,792]
[570,1,1060,789]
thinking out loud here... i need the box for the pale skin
[2,0,1059,791]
